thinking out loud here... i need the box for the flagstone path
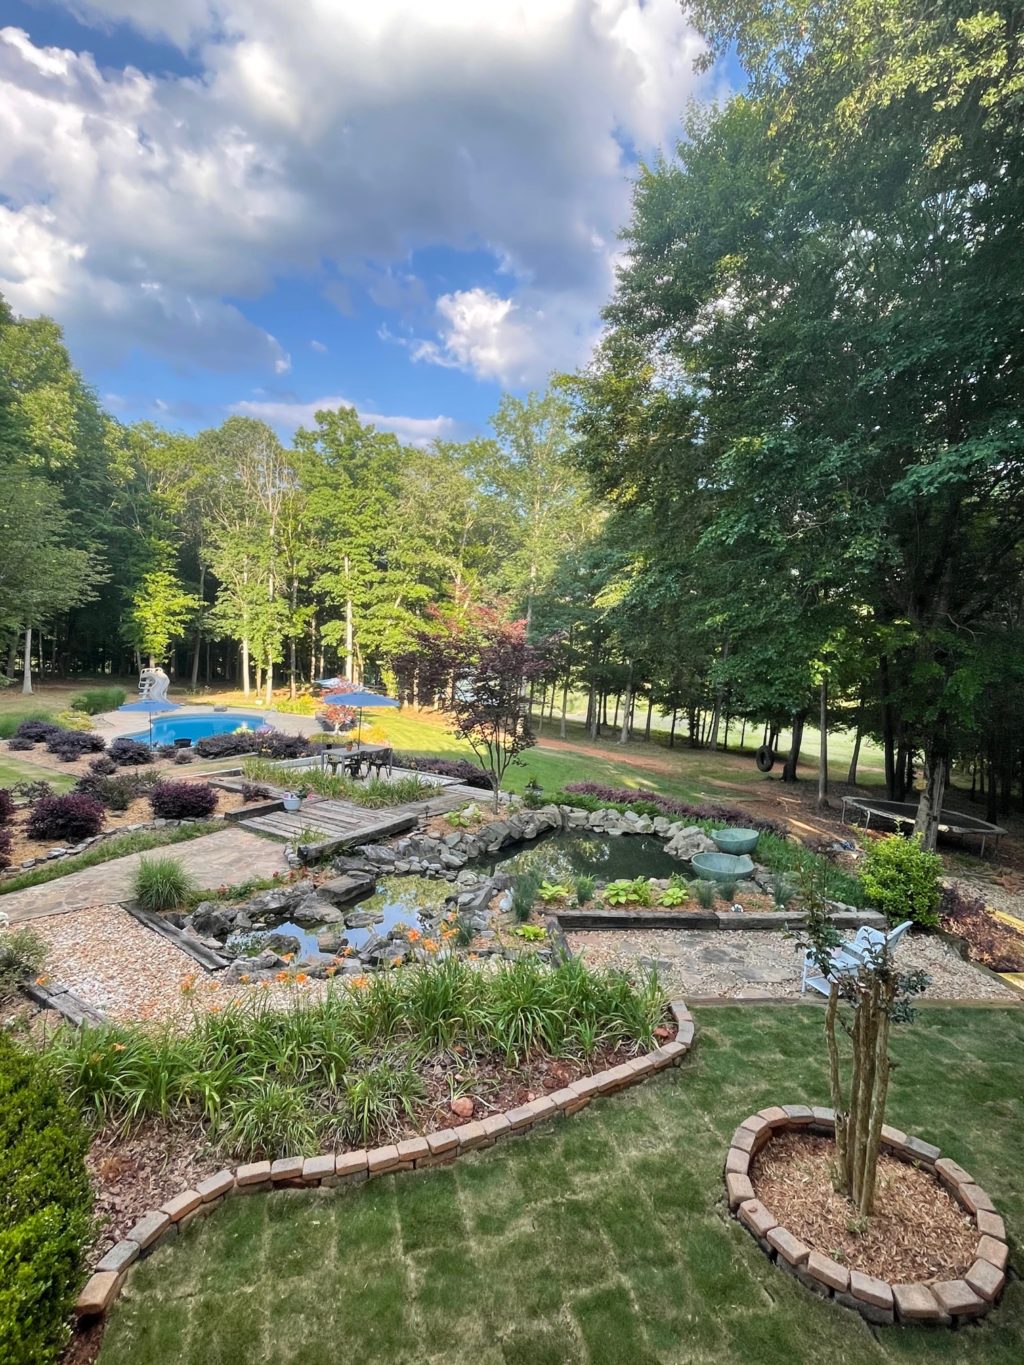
[1,829,289,925]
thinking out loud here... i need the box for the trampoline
[841,796,1007,856]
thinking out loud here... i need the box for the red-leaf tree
[407,606,550,810]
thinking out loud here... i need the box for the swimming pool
[126,711,269,746]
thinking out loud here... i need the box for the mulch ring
[751,1131,978,1284]
[941,900,1024,974]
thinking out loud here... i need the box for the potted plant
[282,784,310,813]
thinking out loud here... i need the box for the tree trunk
[560,674,569,740]
[669,707,677,748]
[817,675,829,807]
[644,698,653,742]
[618,666,633,745]
[265,654,274,705]
[847,695,864,786]
[914,745,948,851]
[241,638,251,697]
[21,625,32,694]
[344,555,354,683]
[782,712,805,782]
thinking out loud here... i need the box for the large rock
[265,932,301,956]
[665,826,717,860]
[291,895,343,926]
[189,902,236,939]
[320,873,376,906]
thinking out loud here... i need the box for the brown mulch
[752,1131,978,1283]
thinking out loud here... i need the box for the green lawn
[0,755,75,791]
[98,1005,1023,1365]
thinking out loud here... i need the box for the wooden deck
[238,783,486,848]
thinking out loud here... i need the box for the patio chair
[800,919,913,996]
[368,747,392,778]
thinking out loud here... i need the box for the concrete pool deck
[92,704,320,745]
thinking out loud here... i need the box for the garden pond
[478,829,681,883]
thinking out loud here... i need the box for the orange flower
[111,1043,126,1052]
[275,970,289,982]
[259,980,270,990]
[325,966,338,978]
[239,973,251,984]
[209,1003,222,1014]
[281,952,295,963]
[34,974,49,986]
[295,972,308,984]
[391,956,403,968]
[343,947,355,957]
[407,928,421,942]
[352,974,369,989]
[423,939,439,953]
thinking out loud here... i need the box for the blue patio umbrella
[322,689,399,742]
[117,696,181,745]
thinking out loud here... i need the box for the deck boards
[237,782,487,847]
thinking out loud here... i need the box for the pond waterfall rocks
[171,803,785,983]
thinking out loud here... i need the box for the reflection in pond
[479,831,680,883]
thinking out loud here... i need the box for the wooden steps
[237,783,488,848]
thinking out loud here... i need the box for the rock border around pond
[74,999,696,1321]
[726,1108,1010,1326]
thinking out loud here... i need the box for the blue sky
[0,2,721,444]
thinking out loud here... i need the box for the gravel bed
[566,927,1019,1001]
[27,904,331,1024]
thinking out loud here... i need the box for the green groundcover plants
[0,1033,93,1364]
[50,956,666,1161]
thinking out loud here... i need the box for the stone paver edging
[74,1000,696,1320]
[726,1108,1010,1326]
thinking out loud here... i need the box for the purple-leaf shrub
[149,781,218,819]
[0,826,12,871]
[0,788,14,827]
[89,755,118,776]
[6,736,35,751]
[27,794,106,842]
[44,730,106,762]
[108,737,154,767]
[393,755,492,789]
[13,720,61,743]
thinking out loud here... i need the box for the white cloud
[231,394,459,447]
[0,4,706,377]
[309,339,327,353]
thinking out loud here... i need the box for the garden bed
[727,1108,1009,1326]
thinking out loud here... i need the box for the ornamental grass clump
[50,956,666,1160]
[799,871,929,1217]
[0,926,48,998]
[133,856,197,913]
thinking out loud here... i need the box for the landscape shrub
[5,735,35,750]
[53,710,96,733]
[149,781,218,819]
[133,856,197,913]
[44,730,105,762]
[88,754,117,776]
[108,737,154,767]
[0,827,11,871]
[69,686,127,715]
[0,926,48,998]
[75,770,156,812]
[393,754,492,788]
[27,794,106,843]
[254,732,318,760]
[0,788,14,826]
[9,779,55,805]
[13,719,61,743]
[861,834,943,928]
[0,1032,93,1365]
[0,709,53,740]
[194,730,257,758]
[172,748,194,765]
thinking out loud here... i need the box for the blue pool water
[127,711,269,746]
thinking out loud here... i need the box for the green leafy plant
[657,885,689,907]
[0,1033,92,1364]
[717,878,738,902]
[537,881,571,903]
[69,687,127,715]
[692,880,718,909]
[603,877,653,906]
[574,874,596,906]
[133,856,197,913]
[522,777,544,810]
[512,924,548,942]
[860,834,943,929]
[0,927,48,999]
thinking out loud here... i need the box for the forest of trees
[2,1,1023,848]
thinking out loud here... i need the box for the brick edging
[75,1000,696,1320]
[726,1107,1010,1326]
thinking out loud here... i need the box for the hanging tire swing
[755,745,776,773]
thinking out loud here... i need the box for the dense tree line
[3,1,1023,850]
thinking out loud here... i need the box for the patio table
[319,742,392,779]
